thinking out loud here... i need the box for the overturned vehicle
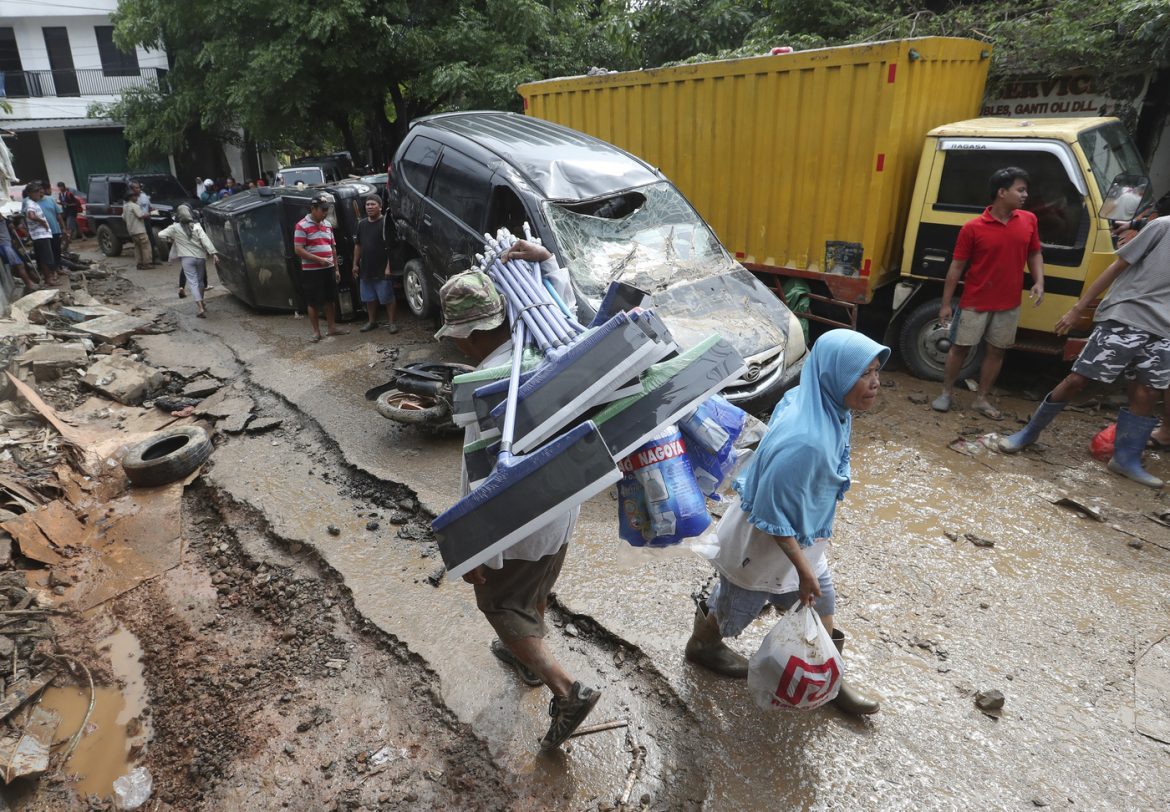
[201,182,381,317]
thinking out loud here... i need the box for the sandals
[1148,435,1170,451]
[971,401,1003,421]
[490,639,543,687]
[325,329,349,337]
[309,334,322,343]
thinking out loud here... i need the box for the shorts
[50,234,63,266]
[31,238,56,271]
[1071,320,1170,389]
[950,307,1019,349]
[300,266,337,308]
[0,244,23,266]
[473,545,568,643]
[707,570,837,638]
[359,276,395,305]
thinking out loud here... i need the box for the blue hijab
[733,329,890,547]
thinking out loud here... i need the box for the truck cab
[897,117,1151,379]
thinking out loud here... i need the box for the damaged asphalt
[107,253,1170,810]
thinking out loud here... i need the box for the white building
[0,0,170,192]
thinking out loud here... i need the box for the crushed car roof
[413,111,661,201]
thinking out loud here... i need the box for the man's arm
[939,258,967,324]
[1054,257,1130,335]
[351,241,362,278]
[1027,250,1044,305]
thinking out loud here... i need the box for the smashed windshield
[544,181,734,301]
[1078,122,1148,201]
[279,168,324,187]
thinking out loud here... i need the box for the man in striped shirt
[293,195,346,341]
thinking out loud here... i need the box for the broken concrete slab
[196,388,255,421]
[221,412,252,434]
[245,417,283,434]
[15,342,90,381]
[58,304,123,322]
[81,354,165,405]
[0,321,48,340]
[9,289,60,323]
[181,378,223,399]
[74,312,153,345]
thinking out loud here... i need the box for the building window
[95,26,139,78]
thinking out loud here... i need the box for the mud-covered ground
[6,242,1170,810]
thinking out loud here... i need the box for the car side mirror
[1099,173,1150,221]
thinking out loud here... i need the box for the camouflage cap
[435,270,506,340]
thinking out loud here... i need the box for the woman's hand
[797,567,822,607]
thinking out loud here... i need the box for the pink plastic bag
[747,602,843,711]
[1090,423,1116,462]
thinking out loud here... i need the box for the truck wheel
[97,225,122,257]
[402,259,434,318]
[899,298,983,382]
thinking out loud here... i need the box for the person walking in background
[999,215,1170,488]
[684,329,888,717]
[1,215,40,291]
[292,194,346,342]
[21,184,59,285]
[158,204,218,318]
[130,180,159,263]
[199,179,216,204]
[353,196,398,333]
[123,189,153,270]
[56,182,81,240]
[933,167,1045,419]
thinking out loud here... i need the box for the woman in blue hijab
[685,329,890,716]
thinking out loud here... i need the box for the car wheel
[899,298,983,382]
[403,259,434,318]
[96,225,122,257]
[122,426,213,487]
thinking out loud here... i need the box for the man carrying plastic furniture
[933,167,1045,419]
[437,250,601,750]
[999,215,1170,488]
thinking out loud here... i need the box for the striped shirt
[293,214,335,270]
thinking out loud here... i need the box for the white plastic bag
[747,602,843,711]
[113,766,153,810]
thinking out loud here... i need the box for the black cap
[310,194,331,208]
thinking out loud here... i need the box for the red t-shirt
[953,207,1041,311]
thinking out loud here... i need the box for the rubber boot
[684,603,748,678]
[998,394,1067,454]
[1107,408,1164,488]
[830,629,880,716]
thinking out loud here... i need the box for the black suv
[385,111,807,412]
[86,173,201,259]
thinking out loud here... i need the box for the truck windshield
[543,181,732,301]
[279,168,324,187]
[1078,123,1148,201]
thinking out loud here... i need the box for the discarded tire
[375,388,449,427]
[122,426,213,487]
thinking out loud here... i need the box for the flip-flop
[971,402,1003,421]
[309,334,322,343]
[326,330,349,337]
[1148,436,1170,450]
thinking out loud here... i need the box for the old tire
[899,298,983,382]
[402,259,434,318]
[375,388,449,426]
[122,426,212,487]
[96,225,123,257]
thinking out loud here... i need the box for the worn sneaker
[490,639,543,687]
[359,321,379,333]
[539,682,601,750]
[931,392,952,412]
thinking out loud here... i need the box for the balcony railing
[0,67,167,99]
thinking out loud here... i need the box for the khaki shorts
[473,545,567,642]
[950,307,1020,349]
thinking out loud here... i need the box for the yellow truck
[519,37,1154,379]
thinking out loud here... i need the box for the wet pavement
[116,255,1170,809]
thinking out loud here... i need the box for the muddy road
[21,247,1170,810]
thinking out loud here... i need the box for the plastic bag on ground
[1090,423,1116,462]
[617,425,710,548]
[748,603,843,711]
[113,766,152,810]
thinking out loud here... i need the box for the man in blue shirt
[34,182,67,270]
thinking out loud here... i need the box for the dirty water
[126,262,1170,808]
[38,626,149,799]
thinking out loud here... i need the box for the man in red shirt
[293,195,347,342]
[932,167,1045,418]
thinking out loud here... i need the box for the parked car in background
[386,111,808,412]
[201,180,377,317]
[85,173,200,258]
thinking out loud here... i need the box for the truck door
[907,139,1090,336]
[422,145,492,285]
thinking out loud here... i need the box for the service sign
[980,74,1135,118]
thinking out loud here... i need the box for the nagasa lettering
[618,438,688,472]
